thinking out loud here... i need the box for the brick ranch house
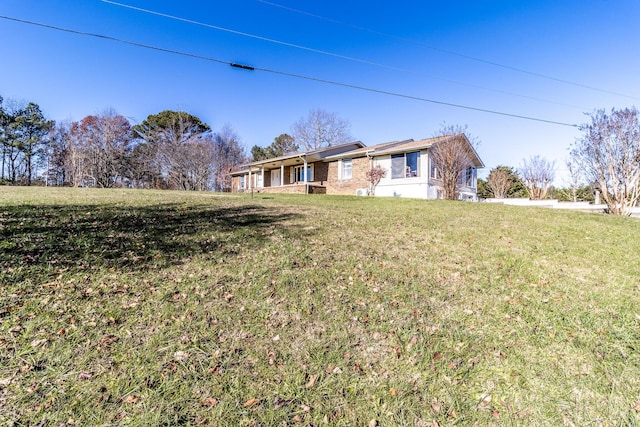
[230,134,484,200]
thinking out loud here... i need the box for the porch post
[303,157,308,184]
[280,161,284,186]
[261,165,264,188]
[248,169,252,191]
[303,157,308,194]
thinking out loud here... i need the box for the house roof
[231,141,366,175]
[373,134,484,167]
[321,139,415,160]
[231,134,484,175]
[322,134,484,168]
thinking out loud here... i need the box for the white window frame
[456,166,474,187]
[391,152,420,179]
[430,162,441,180]
[292,164,314,183]
[340,159,352,180]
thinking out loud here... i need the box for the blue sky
[1,0,639,183]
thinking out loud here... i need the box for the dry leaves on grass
[305,373,318,388]
[202,398,218,407]
[122,395,139,404]
[244,398,259,408]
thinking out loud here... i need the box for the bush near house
[1,187,638,425]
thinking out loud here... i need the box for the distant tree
[0,95,7,181]
[59,121,88,187]
[210,124,247,192]
[1,100,54,185]
[430,124,479,200]
[571,107,640,215]
[251,145,268,161]
[476,177,491,199]
[67,110,133,188]
[366,164,386,195]
[553,185,594,203]
[292,108,352,150]
[127,141,162,189]
[132,110,212,190]
[251,133,299,161]
[486,165,525,198]
[133,110,210,143]
[45,121,71,186]
[562,157,584,203]
[1,99,23,183]
[270,133,298,156]
[519,155,555,200]
[487,167,511,198]
[18,103,54,185]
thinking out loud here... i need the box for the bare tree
[564,157,583,203]
[63,111,133,188]
[132,110,211,190]
[571,107,640,215]
[292,108,352,150]
[430,125,478,200]
[64,122,90,187]
[366,164,386,196]
[487,167,512,198]
[210,124,246,192]
[519,155,555,200]
[45,121,71,186]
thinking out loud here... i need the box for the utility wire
[100,0,406,72]
[0,15,578,128]
[258,0,639,102]
[101,0,588,111]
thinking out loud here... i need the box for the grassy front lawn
[1,187,638,425]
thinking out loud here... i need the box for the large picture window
[391,152,420,179]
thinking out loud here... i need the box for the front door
[271,169,281,187]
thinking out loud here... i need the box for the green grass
[1,187,639,426]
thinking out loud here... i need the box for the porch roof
[231,141,365,175]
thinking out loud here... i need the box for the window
[430,162,440,180]
[293,165,313,182]
[239,175,245,190]
[391,152,420,179]
[341,159,352,180]
[457,166,474,187]
[465,166,474,187]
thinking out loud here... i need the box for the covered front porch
[234,155,318,193]
[242,183,326,195]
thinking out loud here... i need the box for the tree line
[478,160,594,202]
[0,97,245,190]
[0,97,355,190]
[480,106,640,216]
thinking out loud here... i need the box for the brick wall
[324,156,371,195]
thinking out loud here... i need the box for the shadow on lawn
[0,203,302,280]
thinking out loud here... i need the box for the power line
[100,0,406,73]
[0,14,578,128]
[256,67,578,127]
[100,0,589,111]
[257,0,640,102]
